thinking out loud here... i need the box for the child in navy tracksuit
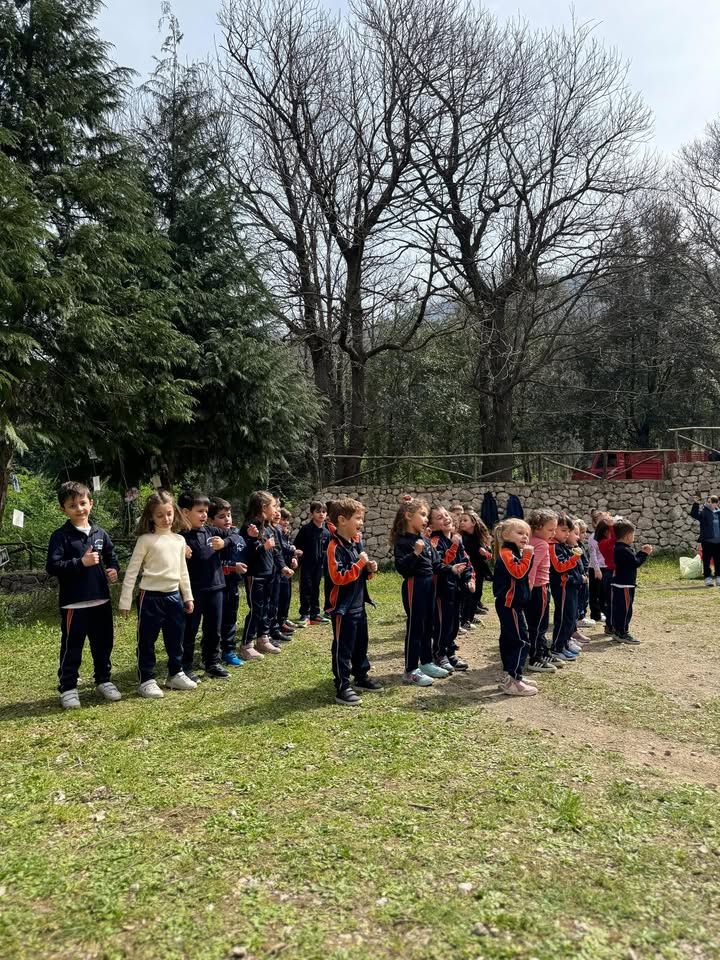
[429,505,473,671]
[178,489,235,681]
[239,490,282,659]
[46,481,121,710]
[120,491,197,698]
[207,497,248,668]
[325,498,380,706]
[265,505,295,645]
[294,501,331,624]
[548,515,584,663]
[610,519,653,643]
[492,518,537,696]
[277,507,299,633]
[391,498,468,686]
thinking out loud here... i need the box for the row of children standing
[47,483,333,708]
[492,509,653,696]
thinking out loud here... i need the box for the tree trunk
[339,357,367,482]
[0,442,13,533]
[482,388,514,481]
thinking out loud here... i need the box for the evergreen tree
[0,0,195,526]
[130,5,320,494]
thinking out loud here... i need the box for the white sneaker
[577,617,595,628]
[600,613,606,623]
[166,671,198,691]
[138,679,164,699]
[499,672,538,690]
[402,668,433,686]
[705,577,715,587]
[419,661,450,679]
[96,682,121,702]
[716,578,720,588]
[60,689,81,710]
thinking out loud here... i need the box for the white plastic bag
[679,554,703,580]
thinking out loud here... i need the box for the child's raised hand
[414,539,425,555]
[295,548,303,558]
[210,536,224,551]
[480,548,492,559]
[368,560,378,574]
[282,566,294,578]
[264,537,275,551]
[641,544,653,555]
[452,533,462,545]
[572,547,583,556]
[81,546,100,567]
[523,544,534,554]
[235,562,248,574]
[594,568,602,580]
[582,575,588,583]
[359,551,369,564]
[185,545,193,559]
[291,558,298,569]
[106,567,118,584]
[451,562,467,575]
[248,523,259,537]
[184,601,194,615]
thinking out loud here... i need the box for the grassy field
[1,561,719,960]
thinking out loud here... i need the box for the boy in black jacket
[46,481,121,710]
[610,519,653,644]
[208,497,248,668]
[178,490,234,680]
[294,501,331,625]
[325,498,379,706]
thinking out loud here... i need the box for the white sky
[97,0,720,155]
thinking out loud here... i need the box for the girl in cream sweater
[119,492,196,699]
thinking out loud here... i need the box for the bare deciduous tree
[218,0,443,483]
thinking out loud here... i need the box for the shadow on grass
[180,678,334,728]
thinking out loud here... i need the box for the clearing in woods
[0,558,718,960]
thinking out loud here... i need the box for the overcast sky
[97,0,720,155]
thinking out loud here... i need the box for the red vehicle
[572,449,710,481]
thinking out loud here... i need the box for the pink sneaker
[255,636,281,655]
[239,644,264,661]
[572,630,591,643]
[502,677,538,697]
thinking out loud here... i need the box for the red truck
[572,450,710,481]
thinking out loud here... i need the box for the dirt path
[375,586,720,787]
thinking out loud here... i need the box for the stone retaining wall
[294,462,720,561]
[0,571,56,594]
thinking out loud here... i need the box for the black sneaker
[269,631,286,643]
[616,633,640,645]
[184,670,202,684]
[204,663,230,679]
[448,655,469,670]
[354,676,384,692]
[335,687,362,706]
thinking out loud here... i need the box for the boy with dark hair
[46,481,121,709]
[178,490,234,680]
[208,497,248,668]
[325,497,380,706]
[548,514,584,663]
[294,500,331,625]
[690,493,720,586]
[610,519,653,644]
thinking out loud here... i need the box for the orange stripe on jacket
[327,539,366,586]
[430,535,459,565]
[549,542,580,574]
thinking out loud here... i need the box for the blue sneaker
[222,652,243,667]
[553,649,575,662]
[561,647,578,660]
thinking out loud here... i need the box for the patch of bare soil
[374,589,720,787]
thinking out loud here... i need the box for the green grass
[1,573,719,959]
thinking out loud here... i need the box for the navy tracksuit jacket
[394,534,452,672]
[324,530,374,692]
[492,542,533,680]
